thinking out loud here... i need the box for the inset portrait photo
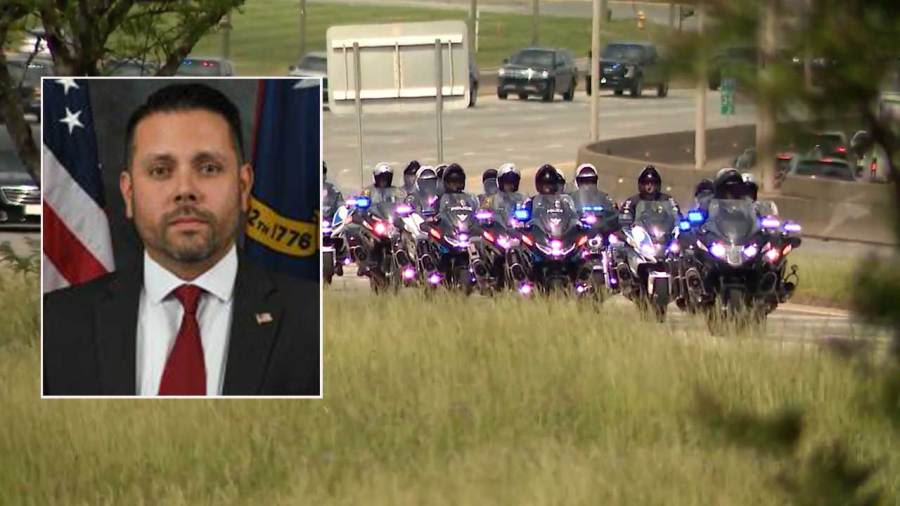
[41,78,322,397]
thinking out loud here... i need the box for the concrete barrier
[576,126,898,245]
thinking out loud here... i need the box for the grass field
[3,280,898,503]
[789,250,857,308]
[191,1,673,76]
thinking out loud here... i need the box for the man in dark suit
[43,83,320,396]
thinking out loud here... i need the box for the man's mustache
[164,206,215,226]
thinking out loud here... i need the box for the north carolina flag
[42,78,115,293]
[245,79,321,280]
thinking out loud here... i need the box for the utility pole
[757,0,778,192]
[531,0,539,46]
[469,0,478,55]
[803,0,813,90]
[298,0,307,60]
[695,3,706,170]
[590,0,602,142]
[220,12,231,61]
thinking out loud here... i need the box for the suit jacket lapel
[223,259,283,395]
[94,267,142,395]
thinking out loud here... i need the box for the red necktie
[158,284,206,396]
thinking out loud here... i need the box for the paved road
[326,266,892,344]
[325,87,755,194]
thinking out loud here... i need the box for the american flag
[42,78,115,293]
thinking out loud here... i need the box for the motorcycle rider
[322,161,343,212]
[712,168,750,201]
[692,178,715,212]
[437,163,480,214]
[525,164,580,229]
[401,160,421,194]
[620,165,682,222]
[478,168,499,207]
[406,165,441,216]
[362,162,406,205]
[568,163,617,213]
[322,161,345,275]
[490,163,527,220]
[434,163,448,196]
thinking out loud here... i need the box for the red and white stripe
[42,145,115,293]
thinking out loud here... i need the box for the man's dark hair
[124,83,245,169]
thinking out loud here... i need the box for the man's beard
[138,204,237,264]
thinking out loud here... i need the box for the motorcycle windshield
[634,200,677,242]
[492,193,525,223]
[532,196,577,237]
[708,199,757,243]
[370,201,396,220]
[440,195,478,232]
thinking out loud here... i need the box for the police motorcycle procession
[325,160,804,330]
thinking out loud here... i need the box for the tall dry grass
[2,287,896,504]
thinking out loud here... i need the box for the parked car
[176,57,235,76]
[788,157,856,182]
[5,54,54,122]
[497,48,577,102]
[104,58,158,76]
[0,139,40,229]
[289,52,328,102]
[586,42,667,98]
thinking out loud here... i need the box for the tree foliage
[0,0,245,184]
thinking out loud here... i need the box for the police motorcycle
[333,193,407,293]
[467,164,528,294]
[414,165,482,295]
[611,200,681,321]
[677,199,801,331]
[512,196,591,296]
[396,166,443,288]
[574,193,620,302]
[322,176,344,285]
[467,203,523,295]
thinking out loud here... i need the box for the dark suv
[497,48,577,102]
[5,54,54,121]
[0,142,40,229]
[586,42,668,97]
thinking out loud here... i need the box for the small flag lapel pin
[255,312,274,325]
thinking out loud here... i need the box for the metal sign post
[590,0,601,142]
[353,42,364,187]
[435,39,444,164]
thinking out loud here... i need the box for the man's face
[640,180,659,196]
[120,109,252,272]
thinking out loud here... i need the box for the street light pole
[695,3,706,170]
[469,0,477,55]
[220,12,231,61]
[590,0,601,142]
[532,0,539,46]
[299,0,307,60]
[757,0,778,192]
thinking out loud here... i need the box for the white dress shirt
[136,245,237,396]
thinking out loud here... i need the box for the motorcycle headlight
[742,244,759,258]
[710,242,727,259]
